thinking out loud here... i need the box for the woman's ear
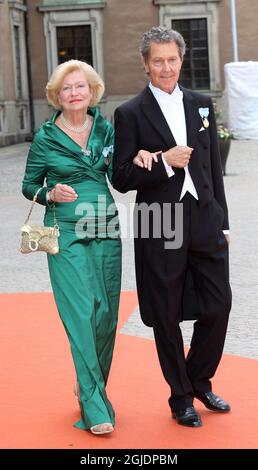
[57,92,62,107]
[89,87,93,105]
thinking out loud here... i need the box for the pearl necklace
[60,113,90,133]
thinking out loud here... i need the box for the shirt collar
[149,82,183,103]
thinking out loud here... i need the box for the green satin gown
[22,107,121,430]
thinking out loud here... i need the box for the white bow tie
[161,90,183,104]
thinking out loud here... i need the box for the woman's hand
[49,184,78,203]
[133,150,160,171]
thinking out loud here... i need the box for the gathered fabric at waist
[44,180,119,238]
[47,167,107,188]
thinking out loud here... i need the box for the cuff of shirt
[222,230,230,235]
[46,191,55,207]
[162,154,175,178]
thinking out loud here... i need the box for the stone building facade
[0,0,257,146]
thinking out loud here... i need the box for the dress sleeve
[22,132,49,206]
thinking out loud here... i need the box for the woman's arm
[22,133,49,206]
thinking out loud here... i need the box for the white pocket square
[199,127,205,132]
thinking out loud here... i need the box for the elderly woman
[22,60,121,435]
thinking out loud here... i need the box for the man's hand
[163,146,193,168]
[133,150,160,171]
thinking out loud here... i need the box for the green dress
[22,108,121,430]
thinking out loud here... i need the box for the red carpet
[0,292,257,449]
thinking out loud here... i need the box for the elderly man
[113,26,232,428]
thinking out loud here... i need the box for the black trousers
[141,195,232,412]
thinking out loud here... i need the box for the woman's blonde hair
[46,60,104,109]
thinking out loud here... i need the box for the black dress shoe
[172,406,202,427]
[194,392,231,412]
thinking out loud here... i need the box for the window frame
[10,5,28,101]
[40,8,104,80]
[157,0,221,93]
[13,24,23,99]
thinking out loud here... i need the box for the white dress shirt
[149,82,198,201]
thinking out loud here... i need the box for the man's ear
[141,56,149,75]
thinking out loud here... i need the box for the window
[39,4,105,94]
[14,25,22,99]
[172,18,210,90]
[56,25,93,65]
[19,107,26,130]
[157,1,220,93]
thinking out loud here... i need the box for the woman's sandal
[73,383,80,400]
[74,384,114,435]
[90,423,114,435]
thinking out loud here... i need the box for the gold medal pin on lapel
[203,117,209,128]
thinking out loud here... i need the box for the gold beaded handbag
[20,188,60,255]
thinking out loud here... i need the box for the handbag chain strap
[24,187,58,228]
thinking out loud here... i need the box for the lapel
[140,87,177,149]
[44,110,92,169]
[180,86,204,178]
[180,86,200,149]
[140,86,201,151]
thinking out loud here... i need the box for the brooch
[81,149,91,157]
[102,145,113,166]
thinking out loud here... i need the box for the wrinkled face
[58,70,92,112]
[143,41,183,94]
